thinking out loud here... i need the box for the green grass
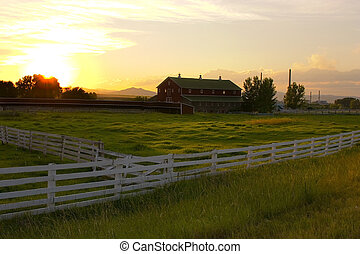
[0,111,359,161]
[1,111,360,238]
[0,146,359,238]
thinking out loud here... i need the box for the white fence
[0,129,359,220]
[0,126,104,162]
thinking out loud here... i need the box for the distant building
[153,75,242,113]
[315,100,329,106]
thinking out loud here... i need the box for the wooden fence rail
[0,126,104,163]
[0,129,359,220]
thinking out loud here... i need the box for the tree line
[241,76,305,112]
[0,74,96,99]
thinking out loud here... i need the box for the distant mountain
[117,87,156,96]
[276,91,360,103]
[85,87,156,97]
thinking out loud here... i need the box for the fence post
[17,129,20,147]
[0,126,4,144]
[114,161,122,199]
[293,141,298,158]
[77,142,81,162]
[28,131,32,151]
[339,134,343,150]
[247,147,252,169]
[92,146,99,171]
[310,138,315,157]
[211,149,217,174]
[99,141,104,157]
[44,135,48,155]
[60,135,65,160]
[271,144,276,162]
[47,165,56,212]
[168,153,174,182]
[4,126,8,144]
[325,136,329,155]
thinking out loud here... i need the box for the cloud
[293,54,337,70]
[0,0,271,66]
[354,45,360,55]
[204,67,360,96]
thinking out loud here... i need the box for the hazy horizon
[1,0,359,96]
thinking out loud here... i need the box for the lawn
[0,146,359,238]
[0,111,359,162]
[0,111,360,238]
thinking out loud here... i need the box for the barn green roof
[168,77,241,91]
[182,95,242,103]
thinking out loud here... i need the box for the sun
[24,45,74,86]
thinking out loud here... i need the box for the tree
[241,76,276,112]
[61,87,97,99]
[15,75,34,97]
[0,81,18,97]
[335,97,357,109]
[350,99,360,109]
[257,77,277,113]
[284,82,305,109]
[15,74,62,98]
[32,74,62,98]
[242,76,260,112]
[134,96,148,101]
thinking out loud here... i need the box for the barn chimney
[288,69,292,86]
[199,75,202,80]
[178,73,181,78]
[219,76,222,80]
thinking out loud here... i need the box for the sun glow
[23,45,74,86]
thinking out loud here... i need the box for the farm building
[153,75,242,113]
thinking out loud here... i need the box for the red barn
[154,75,242,113]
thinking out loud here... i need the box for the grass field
[0,111,359,161]
[0,146,359,238]
[1,111,360,238]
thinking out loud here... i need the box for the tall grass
[1,146,360,238]
[1,112,359,159]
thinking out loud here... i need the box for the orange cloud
[293,54,337,70]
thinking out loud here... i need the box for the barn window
[223,91,226,95]
[168,81,171,85]
[165,89,167,93]
[158,88,160,93]
[212,90,215,94]
[200,89,203,94]
[189,89,192,93]
[172,89,174,93]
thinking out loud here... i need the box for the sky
[0,0,360,95]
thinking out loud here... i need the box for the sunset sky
[1,0,360,95]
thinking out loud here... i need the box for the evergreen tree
[242,76,276,112]
[242,77,260,112]
[257,78,277,113]
[283,82,305,109]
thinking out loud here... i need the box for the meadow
[0,146,359,238]
[0,111,360,238]
[0,111,359,161]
